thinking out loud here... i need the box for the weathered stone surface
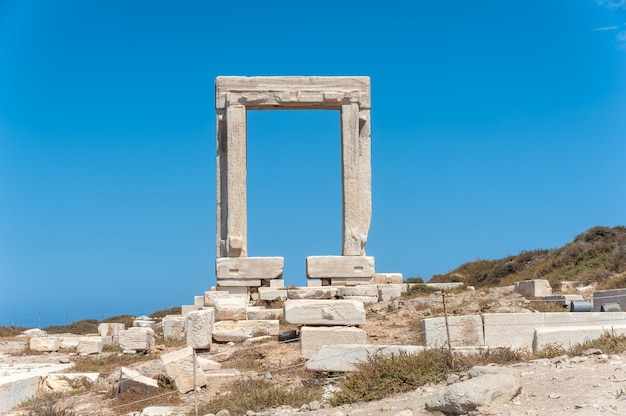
[378,286,403,301]
[133,316,156,330]
[181,304,200,315]
[340,285,378,297]
[305,344,424,372]
[216,279,262,287]
[533,325,626,352]
[38,373,100,394]
[306,279,323,287]
[247,307,283,321]
[98,323,125,337]
[483,313,544,350]
[514,279,552,297]
[425,368,521,414]
[115,367,159,395]
[186,309,214,349]
[544,294,583,307]
[119,327,155,352]
[22,328,48,337]
[300,326,366,359]
[215,286,249,296]
[287,288,339,299]
[213,320,279,342]
[269,279,285,288]
[30,337,61,352]
[161,347,207,393]
[306,256,375,278]
[342,295,379,305]
[258,287,288,301]
[216,257,284,279]
[214,296,247,321]
[372,273,403,284]
[284,299,366,326]
[139,407,176,416]
[162,315,186,339]
[424,282,464,290]
[420,315,484,348]
[196,356,222,371]
[76,337,103,355]
[60,336,80,350]
[331,277,375,286]
[194,296,204,308]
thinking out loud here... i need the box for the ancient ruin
[215,76,376,291]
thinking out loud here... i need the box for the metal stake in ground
[442,292,454,368]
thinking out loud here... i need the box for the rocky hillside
[430,225,626,290]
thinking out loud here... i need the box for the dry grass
[194,378,322,416]
[533,330,626,359]
[0,326,28,337]
[527,300,568,313]
[108,386,180,415]
[70,352,154,375]
[22,393,75,416]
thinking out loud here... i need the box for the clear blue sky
[1,0,625,327]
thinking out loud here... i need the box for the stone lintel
[216,279,262,287]
[306,256,374,279]
[216,76,370,110]
[216,257,284,279]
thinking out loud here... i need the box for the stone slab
[269,279,285,288]
[216,279,262,287]
[213,320,279,342]
[284,299,366,326]
[340,285,379,297]
[215,286,249,296]
[258,287,288,301]
[98,323,125,337]
[119,327,155,352]
[76,337,103,355]
[287,288,339,299]
[331,277,375,286]
[533,325,626,352]
[424,282,464,290]
[186,309,214,349]
[306,256,375,279]
[300,326,366,359]
[30,337,61,352]
[306,279,323,287]
[378,286,403,302]
[117,367,159,394]
[483,313,545,350]
[38,373,100,394]
[514,279,552,297]
[181,304,200,315]
[372,273,404,284]
[305,344,424,372]
[214,296,247,321]
[247,307,283,321]
[342,295,379,305]
[194,296,205,308]
[420,315,484,348]
[216,257,284,279]
[161,347,207,394]
[162,316,186,340]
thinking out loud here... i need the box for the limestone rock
[213,320,279,343]
[76,337,103,355]
[161,347,207,393]
[119,327,155,352]
[38,373,100,394]
[284,299,366,326]
[186,309,214,349]
[162,315,186,340]
[30,337,61,352]
[98,323,125,337]
[214,296,247,321]
[425,369,521,414]
[115,367,159,395]
[305,344,424,372]
[300,326,366,359]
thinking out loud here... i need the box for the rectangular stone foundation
[306,256,374,279]
[300,326,367,359]
[216,257,284,279]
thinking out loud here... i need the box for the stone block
[372,273,403,284]
[217,279,262,287]
[247,307,283,321]
[514,279,552,297]
[258,287,288,301]
[331,277,375,286]
[424,282,464,290]
[197,356,222,371]
[119,327,155,352]
[269,279,285,288]
[533,325,626,352]
[284,299,366,326]
[342,295,379,305]
[186,309,214,349]
[30,337,61,352]
[194,296,205,308]
[181,304,199,315]
[544,295,584,307]
[287,288,339,299]
[340,285,378,297]
[306,256,375,278]
[162,316,186,339]
[593,288,626,312]
[543,311,626,326]
[300,326,366,359]
[306,279,323,287]
[38,373,100,394]
[116,367,159,395]
[305,344,424,372]
[133,316,156,330]
[483,313,545,350]
[420,315,484,348]
[215,286,249,296]
[213,320,279,342]
[378,286,403,301]
[214,296,247,321]
[98,323,125,337]
[76,337,103,355]
[60,336,80,350]
[161,347,207,393]
[216,256,284,279]
[204,290,232,307]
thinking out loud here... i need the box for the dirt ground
[4,285,626,416]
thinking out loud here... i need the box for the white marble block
[119,327,155,352]
[420,315,484,348]
[161,347,207,393]
[306,256,375,278]
[300,326,367,359]
[216,257,284,279]
[284,299,366,326]
[76,337,103,355]
[214,296,247,321]
[98,323,125,337]
[186,309,214,349]
[162,315,186,339]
